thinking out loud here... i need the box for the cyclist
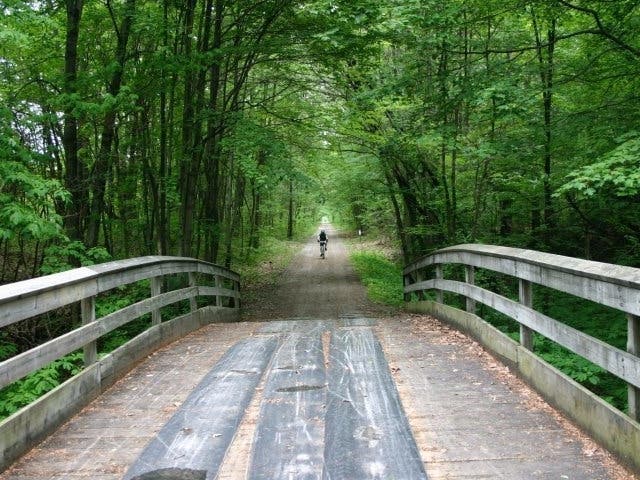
[317,229,328,258]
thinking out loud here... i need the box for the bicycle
[319,240,327,259]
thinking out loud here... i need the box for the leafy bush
[535,336,627,410]
[40,241,111,275]
[0,352,83,418]
[538,343,603,385]
[465,280,628,411]
[556,132,640,199]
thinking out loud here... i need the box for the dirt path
[241,224,388,321]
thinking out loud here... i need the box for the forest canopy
[1,0,640,283]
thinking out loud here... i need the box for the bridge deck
[0,316,628,479]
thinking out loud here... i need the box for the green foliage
[349,251,403,307]
[535,336,627,410]
[539,346,603,385]
[93,281,154,353]
[223,117,289,187]
[2,0,640,426]
[0,352,83,419]
[98,317,150,354]
[0,275,195,419]
[0,107,69,245]
[535,289,627,410]
[40,242,111,275]
[536,286,627,349]
[324,152,396,235]
[0,336,18,361]
[557,132,640,199]
[477,284,629,411]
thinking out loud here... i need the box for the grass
[349,250,404,308]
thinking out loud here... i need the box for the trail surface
[241,225,388,321]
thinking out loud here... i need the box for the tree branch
[446,29,602,56]
[555,0,640,58]
[105,0,120,39]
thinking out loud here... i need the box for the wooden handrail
[403,244,640,421]
[0,256,240,389]
[404,244,640,315]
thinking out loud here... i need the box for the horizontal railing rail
[403,244,640,420]
[0,255,240,470]
[403,244,640,472]
[0,256,240,390]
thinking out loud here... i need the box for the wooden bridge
[0,232,639,479]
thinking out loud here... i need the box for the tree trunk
[437,42,454,243]
[202,0,225,263]
[532,12,556,248]
[86,0,136,247]
[287,179,294,239]
[383,169,410,263]
[62,0,85,247]
[157,0,170,256]
[178,0,198,257]
[224,172,245,269]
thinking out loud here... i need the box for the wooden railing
[0,256,240,470]
[404,244,640,471]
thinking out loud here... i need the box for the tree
[3,0,640,275]
[85,0,137,248]
[62,0,85,247]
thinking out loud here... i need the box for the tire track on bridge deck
[123,319,428,479]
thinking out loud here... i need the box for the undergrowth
[236,236,304,306]
[0,353,84,417]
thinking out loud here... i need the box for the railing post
[464,265,476,314]
[151,276,162,325]
[416,271,426,301]
[403,273,412,302]
[215,275,223,307]
[628,313,640,420]
[81,296,97,366]
[188,272,198,312]
[435,264,443,304]
[518,279,534,350]
[233,279,240,308]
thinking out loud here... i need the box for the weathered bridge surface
[0,227,634,479]
[0,315,628,479]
